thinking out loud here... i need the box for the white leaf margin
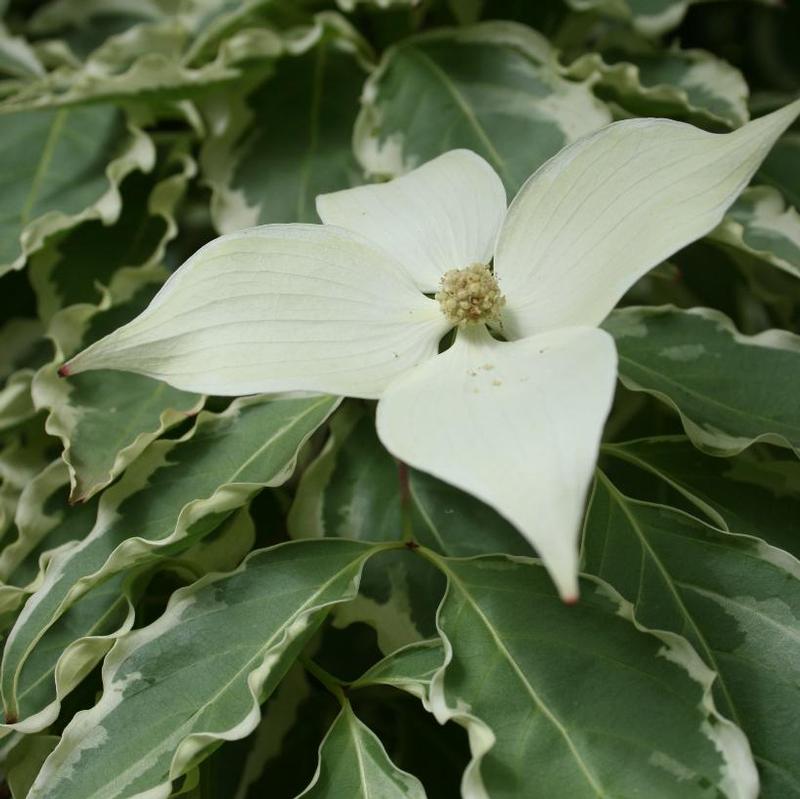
[351,638,444,711]
[296,699,427,798]
[0,460,77,617]
[710,186,800,280]
[200,12,373,235]
[2,117,155,276]
[609,305,800,456]
[567,45,749,129]
[352,20,609,180]
[424,552,759,799]
[31,152,206,503]
[27,540,384,799]
[1,394,340,734]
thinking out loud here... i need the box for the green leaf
[298,700,427,798]
[710,186,800,280]
[288,404,524,652]
[568,41,749,128]
[354,21,611,194]
[0,317,47,434]
[202,664,339,799]
[25,539,381,799]
[603,436,800,556]
[201,17,368,230]
[352,639,444,707]
[0,420,56,543]
[564,0,693,36]
[28,147,195,322]
[5,733,58,799]
[0,15,287,111]
[583,475,800,798]
[11,571,132,730]
[10,509,254,738]
[336,0,415,10]
[0,460,98,616]
[291,406,441,651]
[289,404,529,556]
[605,306,800,455]
[0,23,45,79]
[34,282,204,503]
[758,131,800,211]
[0,106,154,275]
[0,318,44,384]
[425,550,756,798]
[1,394,339,730]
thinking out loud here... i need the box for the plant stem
[397,460,417,544]
[301,656,348,706]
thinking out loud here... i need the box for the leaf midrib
[20,109,68,226]
[62,548,370,799]
[4,397,333,714]
[617,353,799,440]
[404,47,511,187]
[596,472,741,726]
[437,560,608,798]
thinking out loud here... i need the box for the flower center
[435,263,506,326]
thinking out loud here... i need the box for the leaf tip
[68,489,88,505]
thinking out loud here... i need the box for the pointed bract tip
[562,593,580,606]
[57,363,72,378]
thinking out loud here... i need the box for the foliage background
[0,0,798,797]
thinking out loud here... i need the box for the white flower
[63,99,800,600]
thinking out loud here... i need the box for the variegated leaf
[605,306,800,455]
[352,639,444,708]
[0,22,45,79]
[298,701,427,798]
[26,539,383,799]
[34,281,203,502]
[425,550,757,798]
[289,404,529,557]
[584,475,800,798]
[1,394,339,731]
[8,508,255,737]
[0,420,56,544]
[711,186,800,280]
[0,15,286,111]
[336,0,416,10]
[0,317,46,433]
[201,16,368,231]
[288,403,525,652]
[603,436,800,557]
[0,460,97,617]
[28,147,195,322]
[758,130,800,210]
[564,0,692,35]
[0,106,154,275]
[568,41,748,128]
[353,21,611,194]
[5,733,58,799]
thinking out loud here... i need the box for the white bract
[64,99,800,600]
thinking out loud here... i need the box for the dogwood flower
[62,98,800,600]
